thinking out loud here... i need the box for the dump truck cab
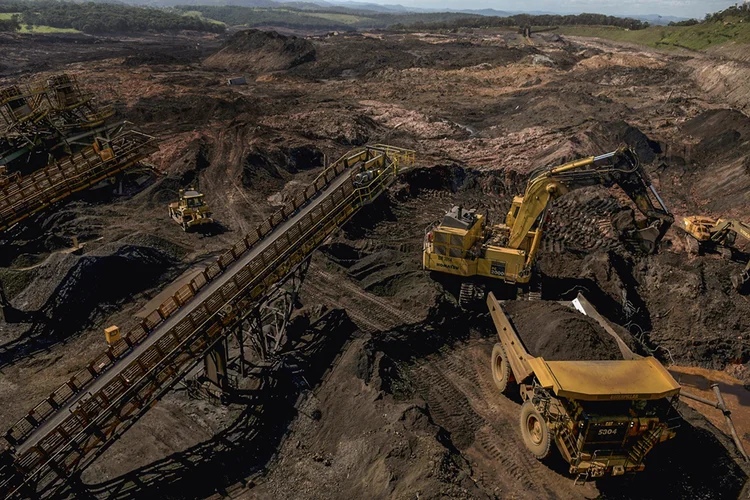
[488,293,681,480]
[169,188,213,231]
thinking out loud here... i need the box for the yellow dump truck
[488,292,681,480]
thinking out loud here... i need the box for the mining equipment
[169,187,214,231]
[0,145,415,499]
[422,146,673,303]
[488,292,682,480]
[0,73,119,173]
[683,216,750,292]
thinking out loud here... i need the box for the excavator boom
[715,219,750,243]
[508,147,673,253]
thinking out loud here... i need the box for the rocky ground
[1,25,750,499]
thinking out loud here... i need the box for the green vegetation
[304,11,369,26]
[0,0,747,50]
[0,12,18,31]
[0,0,226,34]
[181,10,225,26]
[173,5,479,31]
[394,13,650,31]
[556,18,750,51]
[706,3,750,23]
[19,23,79,33]
[553,5,750,51]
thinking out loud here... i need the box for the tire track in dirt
[302,263,422,334]
[409,340,598,500]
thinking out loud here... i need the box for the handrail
[0,130,159,232]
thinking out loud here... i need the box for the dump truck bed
[528,357,681,401]
[487,292,681,401]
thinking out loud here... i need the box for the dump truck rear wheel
[520,401,551,460]
[491,343,515,394]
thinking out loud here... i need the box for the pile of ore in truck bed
[503,301,626,361]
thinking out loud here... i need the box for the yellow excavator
[683,216,750,293]
[423,146,673,303]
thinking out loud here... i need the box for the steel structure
[0,129,159,232]
[0,73,117,171]
[0,144,415,498]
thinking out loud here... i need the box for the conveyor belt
[0,144,414,498]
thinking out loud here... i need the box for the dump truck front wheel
[491,343,515,394]
[520,401,551,460]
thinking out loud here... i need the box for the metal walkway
[0,129,158,232]
[0,144,415,498]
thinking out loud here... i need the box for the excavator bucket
[612,210,665,254]
[632,226,661,254]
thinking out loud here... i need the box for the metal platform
[0,129,158,232]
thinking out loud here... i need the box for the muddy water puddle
[669,365,750,453]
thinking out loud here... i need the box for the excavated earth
[1,26,750,499]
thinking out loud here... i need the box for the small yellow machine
[683,216,750,292]
[488,293,681,480]
[683,216,750,255]
[423,147,673,302]
[93,137,115,162]
[104,325,120,346]
[169,187,213,231]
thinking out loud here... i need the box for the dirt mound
[675,109,750,214]
[682,109,750,160]
[125,94,257,129]
[586,120,662,163]
[289,36,529,79]
[204,29,316,73]
[575,53,664,71]
[503,301,622,361]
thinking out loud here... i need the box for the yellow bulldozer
[423,147,673,303]
[683,216,750,292]
[169,187,213,231]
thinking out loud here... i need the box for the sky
[359,0,743,18]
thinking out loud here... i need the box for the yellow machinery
[684,216,750,254]
[169,187,214,231]
[423,147,673,302]
[488,292,681,480]
[684,216,750,292]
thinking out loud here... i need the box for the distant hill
[556,4,750,51]
[629,14,689,26]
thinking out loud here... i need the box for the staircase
[628,426,663,464]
